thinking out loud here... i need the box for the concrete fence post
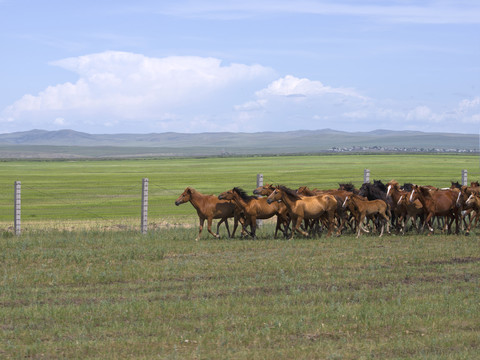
[14,181,21,236]
[141,178,148,234]
[461,169,468,186]
[363,169,370,183]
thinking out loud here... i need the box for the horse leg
[425,213,434,235]
[292,217,309,239]
[251,216,258,239]
[196,217,205,241]
[207,218,220,239]
[356,215,366,238]
[231,214,240,238]
[217,217,230,237]
[326,211,335,237]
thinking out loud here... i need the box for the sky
[0,0,479,135]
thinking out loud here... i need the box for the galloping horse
[465,194,480,234]
[175,187,240,241]
[409,185,460,235]
[396,192,425,233]
[359,180,394,229]
[266,185,337,239]
[342,195,390,238]
[386,180,407,232]
[218,187,288,239]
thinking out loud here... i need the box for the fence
[3,169,474,236]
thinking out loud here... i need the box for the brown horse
[409,185,459,234]
[464,194,480,234]
[396,193,425,233]
[296,186,356,235]
[266,185,337,239]
[175,187,240,241]
[386,180,406,230]
[218,187,288,239]
[342,194,390,238]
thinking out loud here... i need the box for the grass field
[1,227,479,359]
[0,153,479,358]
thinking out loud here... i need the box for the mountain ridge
[0,129,478,158]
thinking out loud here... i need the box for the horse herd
[174,180,480,240]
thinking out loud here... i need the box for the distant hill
[0,129,478,159]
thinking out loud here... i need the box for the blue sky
[0,0,479,134]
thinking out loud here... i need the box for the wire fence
[2,168,479,235]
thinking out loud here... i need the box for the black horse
[359,180,388,202]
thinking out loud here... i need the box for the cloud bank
[1,51,478,134]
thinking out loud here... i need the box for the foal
[342,195,390,238]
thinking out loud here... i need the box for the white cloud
[255,75,367,99]
[1,51,478,134]
[1,51,275,131]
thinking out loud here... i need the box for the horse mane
[373,179,388,192]
[233,187,256,202]
[338,182,356,192]
[401,183,414,191]
[278,185,302,200]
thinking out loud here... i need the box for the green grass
[0,153,478,228]
[1,227,479,359]
[1,154,479,358]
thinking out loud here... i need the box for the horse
[465,194,480,234]
[175,187,241,241]
[409,185,460,235]
[218,187,288,239]
[359,180,389,202]
[396,192,425,234]
[266,185,337,239]
[359,180,394,229]
[296,187,356,235]
[342,194,390,238]
[386,180,408,233]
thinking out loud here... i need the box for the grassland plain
[0,227,479,359]
[0,153,479,359]
[0,153,479,230]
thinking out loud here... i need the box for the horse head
[450,181,462,189]
[386,180,399,197]
[175,187,194,206]
[253,183,275,196]
[218,189,234,201]
[266,186,282,204]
